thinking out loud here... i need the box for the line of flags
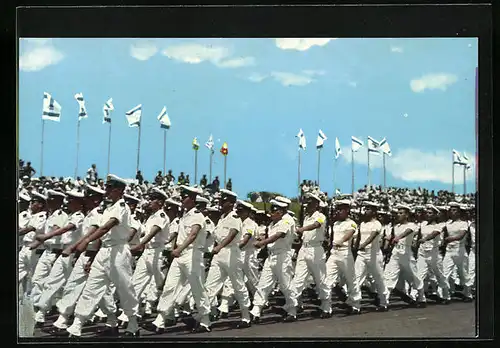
[453,149,471,170]
[296,130,393,158]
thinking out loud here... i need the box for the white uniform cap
[219,189,238,198]
[270,199,288,208]
[47,189,67,199]
[181,185,203,195]
[256,210,266,215]
[275,196,291,205]
[150,187,168,200]
[164,198,182,207]
[395,203,412,211]
[319,201,328,208]
[136,208,144,214]
[237,200,254,210]
[206,205,220,212]
[363,201,380,208]
[287,210,295,217]
[196,196,210,204]
[19,192,31,202]
[31,177,40,182]
[66,190,85,198]
[426,204,440,213]
[448,201,462,208]
[251,206,258,213]
[86,185,105,196]
[335,199,352,207]
[106,174,128,186]
[306,193,322,203]
[31,191,48,202]
[124,193,141,203]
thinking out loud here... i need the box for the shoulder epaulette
[160,212,165,218]
[120,201,126,207]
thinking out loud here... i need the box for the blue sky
[18,38,478,198]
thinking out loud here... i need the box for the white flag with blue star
[74,93,87,120]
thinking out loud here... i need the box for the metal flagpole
[298,149,301,197]
[383,152,387,192]
[333,158,337,196]
[367,146,371,192]
[463,165,466,195]
[163,130,167,175]
[40,120,45,177]
[74,120,81,178]
[194,149,198,185]
[317,148,321,188]
[223,155,227,189]
[209,150,213,183]
[351,149,354,195]
[136,122,142,173]
[451,153,455,194]
[106,122,112,176]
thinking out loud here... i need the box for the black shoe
[439,299,450,305]
[142,322,165,334]
[235,320,251,329]
[181,317,197,329]
[416,302,427,308]
[373,295,381,307]
[347,306,361,315]
[118,321,128,329]
[375,306,388,312]
[283,315,297,323]
[48,327,69,336]
[297,306,304,314]
[96,326,119,337]
[34,322,44,329]
[463,297,473,303]
[251,314,260,324]
[122,330,140,337]
[320,311,332,319]
[220,311,229,319]
[192,324,211,333]
[165,319,176,327]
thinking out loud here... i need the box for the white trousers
[384,249,424,303]
[325,248,362,309]
[416,249,450,300]
[354,250,388,306]
[442,247,471,297]
[466,250,476,288]
[154,249,211,327]
[73,244,138,320]
[56,253,92,316]
[205,248,251,320]
[18,246,36,290]
[291,246,331,312]
[251,251,298,317]
[30,249,58,305]
[36,253,74,310]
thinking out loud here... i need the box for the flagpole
[351,149,354,195]
[74,119,81,178]
[136,123,142,173]
[209,150,213,183]
[107,122,112,176]
[367,146,371,192]
[223,155,227,189]
[463,165,466,195]
[163,130,167,175]
[298,149,301,198]
[40,120,45,177]
[333,158,337,196]
[451,152,455,194]
[383,152,386,192]
[194,149,198,185]
[317,148,321,188]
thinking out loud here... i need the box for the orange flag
[220,142,228,156]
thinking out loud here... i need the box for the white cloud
[271,72,314,87]
[275,38,336,51]
[19,38,64,72]
[348,81,358,88]
[215,56,255,68]
[247,73,268,83]
[341,147,476,184]
[390,46,404,53]
[410,73,458,93]
[302,69,326,76]
[130,41,158,61]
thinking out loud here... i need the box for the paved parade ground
[31,293,476,339]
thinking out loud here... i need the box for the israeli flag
[74,93,88,120]
[379,138,392,157]
[103,98,114,124]
[157,106,171,129]
[351,136,363,152]
[335,137,342,159]
[42,92,62,122]
[125,104,142,127]
[367,136,380,155]
[316,129,327,149]
[205,134,214,151]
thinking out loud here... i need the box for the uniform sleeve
[315,212,326,225]
[108,201,128,225]
[243,222,255,236]
[68,213,85,230]
[274,220,290,235]
[374,221,382,234]
[189,213,206,231]
[150,215,168,231]
[345,220,357,232]
[30,214,47,231]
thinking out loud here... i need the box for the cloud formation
[162,43,254,68]
[410,73,458,93]
[130,41,158,61]
[340,146,476,184]
[275,38,336,51]
[271,72,315,86]
[19,38,64,72]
